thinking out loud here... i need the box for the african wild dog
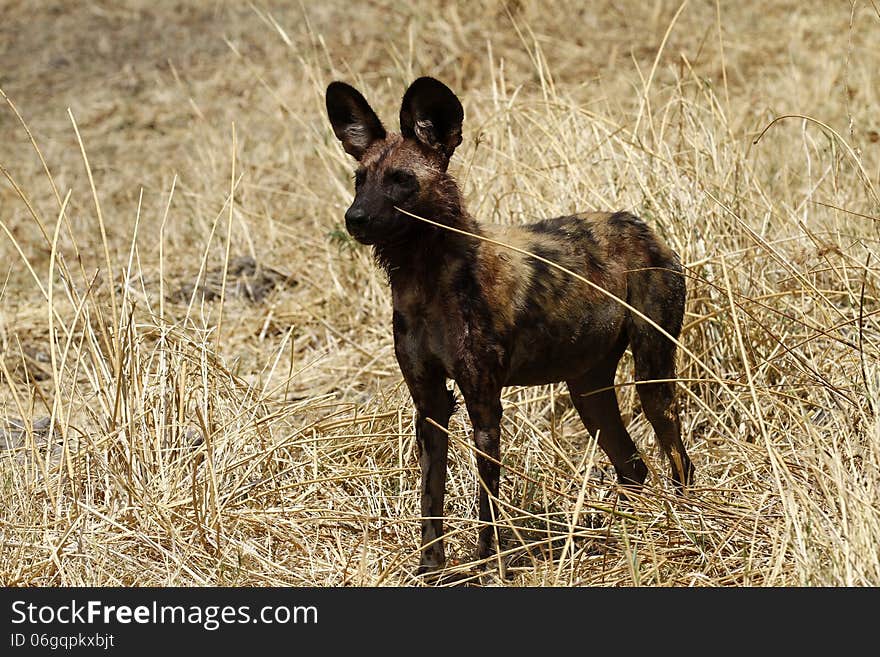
[326,77,694,574]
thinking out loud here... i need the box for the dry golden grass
[1,0,878,586]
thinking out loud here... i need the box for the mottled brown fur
[326,77,693,573]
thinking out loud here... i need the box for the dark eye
[387,169,416,187]
[354,169,366,188]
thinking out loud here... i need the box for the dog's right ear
[325,82,386,160]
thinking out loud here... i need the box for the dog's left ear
[399,77,463,161]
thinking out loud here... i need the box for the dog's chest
[391,282,469,376]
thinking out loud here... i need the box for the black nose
[345,207,368,231]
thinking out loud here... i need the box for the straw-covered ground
[1,1,878,586]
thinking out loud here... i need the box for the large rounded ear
[326,81,386,160]
[399,77,463,160]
